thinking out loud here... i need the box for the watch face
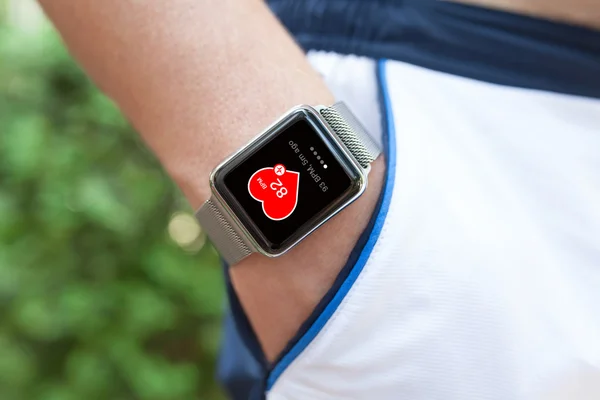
[214,108,364,254]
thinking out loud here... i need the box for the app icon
[248,164,300,220]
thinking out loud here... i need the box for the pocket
[217,55,397,400]
[263,57,397,397]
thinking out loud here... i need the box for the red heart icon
[248,164,300,220]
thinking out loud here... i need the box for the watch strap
[197,102,380,265]
[195,196,253,265]
[320,102,381,169]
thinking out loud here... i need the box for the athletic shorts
[220,2,600,399]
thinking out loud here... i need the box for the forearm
[39,0,333,206]
[39,0,384,361]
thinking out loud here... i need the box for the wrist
[167,95,335,210]
[196,100,383,361]
[230,157,385,361]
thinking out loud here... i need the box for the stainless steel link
[195,196,253,265]
[320,102,381,169]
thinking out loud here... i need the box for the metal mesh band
[320,102,381,169]
[196,102,380,265]
[195,197,253,265]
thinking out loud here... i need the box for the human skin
[38,0,385,362]
[38,0,597,364]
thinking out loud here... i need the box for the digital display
[218,114,360,252]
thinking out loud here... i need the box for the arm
[39,0,384,361]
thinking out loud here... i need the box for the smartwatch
[195,102,381,265]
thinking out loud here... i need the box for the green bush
[0,14,225,400]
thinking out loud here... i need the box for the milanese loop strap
[195,197,253,265]
[320,102,381,169]
[197,102,380,265]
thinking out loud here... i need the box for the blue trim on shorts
[217,61,396,398]
[216,263,267,400]
[269,0,600,99]
[265,59,397,390]
[220,1,600,396]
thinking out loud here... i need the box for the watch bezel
[209,105,368,257]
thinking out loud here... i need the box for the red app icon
[248,164,300,220]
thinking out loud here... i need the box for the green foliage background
[0,5,226,400]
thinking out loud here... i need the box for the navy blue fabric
[217,59,392,397]
[216,311,263,400]
[269,0,600,99]
[218,1,600,398]
[265,58,398,391]
[216,264,267,400]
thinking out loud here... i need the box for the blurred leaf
[11,295,65,341]
[58,284,115,335]
[120,282,177,337]
[128,359,199,400]
[35,383,79,400]
[2,114,46,179]
[0,3,225,399]
[76,176,137,235]
[65,349,114,395]
[0,334,37,388]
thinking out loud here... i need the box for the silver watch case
[208,105,368,257]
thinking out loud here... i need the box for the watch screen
[220,114,360,252]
